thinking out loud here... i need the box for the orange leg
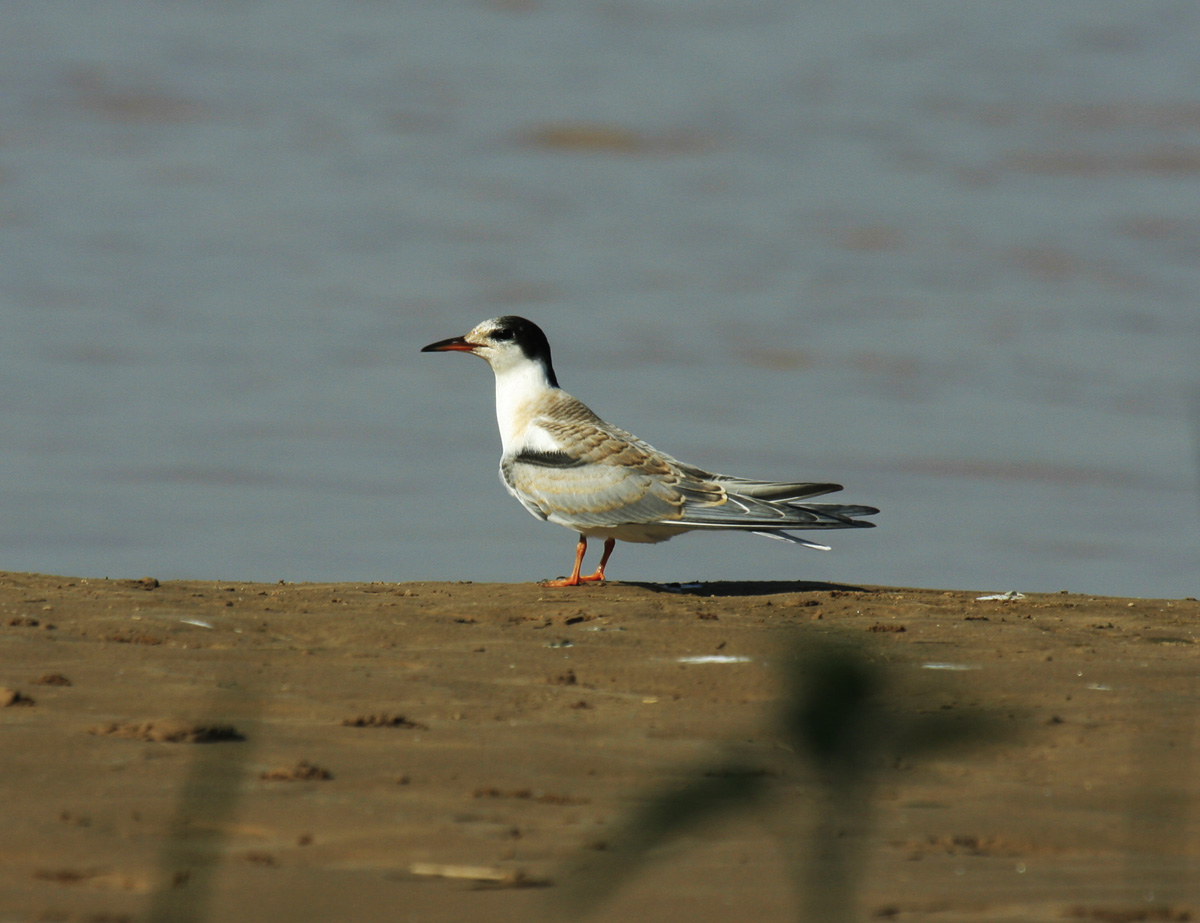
[542,536,616,587]
[585,537,617,582]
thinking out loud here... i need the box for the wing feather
[499,392,877,535]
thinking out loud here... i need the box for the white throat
[492,358,557,454]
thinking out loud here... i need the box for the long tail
[751,530,836,550]
[751,499,877,550]
[674,480,878,540]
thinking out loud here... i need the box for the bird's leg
[580,537,616,583]
[543,536,616,587]
[542,534,589,587]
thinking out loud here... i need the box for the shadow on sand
[625,580,877,597]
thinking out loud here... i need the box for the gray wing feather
[501,406,877,537]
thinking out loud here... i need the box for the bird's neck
[493,360,558,454]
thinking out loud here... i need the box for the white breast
[492,360,558,454]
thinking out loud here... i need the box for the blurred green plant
[556,631,1010,922]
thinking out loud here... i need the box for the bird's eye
[491,328,514,342]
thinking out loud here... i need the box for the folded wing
[500,409,877,539]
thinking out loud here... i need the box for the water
[1,1,1197,597]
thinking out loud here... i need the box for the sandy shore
[1,572,1197,922]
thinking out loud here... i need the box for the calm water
[1,1,1197,597]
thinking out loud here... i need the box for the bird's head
[421,316,558,386]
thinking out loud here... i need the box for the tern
[422,316,877,586]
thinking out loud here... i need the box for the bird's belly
[573,522,687,544]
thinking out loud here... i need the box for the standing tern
[422,316,877,586]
